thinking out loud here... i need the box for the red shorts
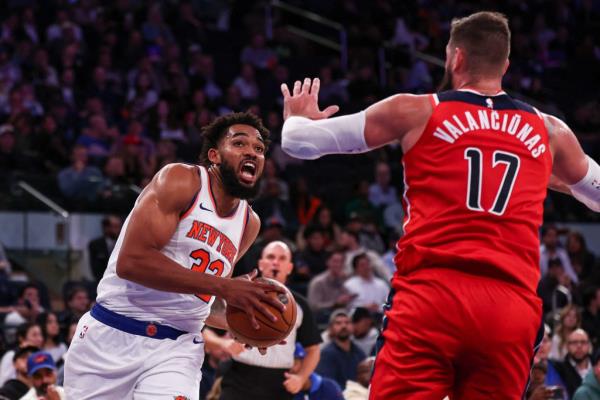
[369,267,542,400]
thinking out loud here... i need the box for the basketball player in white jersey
[64,112,287,400]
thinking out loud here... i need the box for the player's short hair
[449,11,510,76]
[199,111,270,167]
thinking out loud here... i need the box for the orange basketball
[226,278,297,347]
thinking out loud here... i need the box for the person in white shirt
[344,254,389,314]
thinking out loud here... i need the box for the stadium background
[0,0,599,398]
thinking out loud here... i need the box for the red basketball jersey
[394,89,553,294]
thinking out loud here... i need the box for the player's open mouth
[239,160,257,184]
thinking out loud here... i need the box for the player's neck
[454,77,503,96]
[207,168,240,216]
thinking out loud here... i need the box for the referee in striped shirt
[220,241,322,400]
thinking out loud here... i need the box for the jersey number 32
[190,249,225,302]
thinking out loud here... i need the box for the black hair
[35,312,57,342]
[583,286,600,309]
[18,283,38,299]
[199,111,270,167]
[65,285,88,303]
[16,322,38,344]
[352,307,373,323]
[352,253,369,270]
[13,345,39,362]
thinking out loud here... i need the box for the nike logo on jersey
[193,337,203,344]
[199,203,213,212]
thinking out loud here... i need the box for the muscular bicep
[545,114,588,184]
[117,164,199,269]
[364,94,432,150]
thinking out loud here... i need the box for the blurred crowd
[0,0,600,399]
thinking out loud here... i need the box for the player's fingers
[252,297,279,322]
[310,77,320,97]
[280,83,291,99]
[257,289,286,313]
[293,80,302,96]
[321,105,340,118]
[245,308,261,329]
[301,77,311,95]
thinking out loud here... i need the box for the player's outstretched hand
[222,269,287,330]
[281,77,339,121]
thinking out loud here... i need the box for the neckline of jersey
[457,88,507,96]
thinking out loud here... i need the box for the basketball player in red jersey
[280,12,600,400]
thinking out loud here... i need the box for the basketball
[226,278,297,348]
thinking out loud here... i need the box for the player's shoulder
[147,163,201,210]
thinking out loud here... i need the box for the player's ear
[207,148,221,165]
[454,47,465,72]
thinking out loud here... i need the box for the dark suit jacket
[88,237,110,283]
[553,356,591,398]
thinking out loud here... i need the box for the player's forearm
[297,345,320,381]
[281,112,368,159]
[116,250,228,296]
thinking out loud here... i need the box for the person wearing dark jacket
[554,329,593,398]
[87,215,122,283]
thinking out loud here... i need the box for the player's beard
[438,67,454,92]
[219,159,261,200]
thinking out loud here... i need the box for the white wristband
[281,111,368,160]
[569,156,600,212]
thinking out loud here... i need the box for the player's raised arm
[116,163,285,322]
[544,114,600,212]
[280,77,431,159]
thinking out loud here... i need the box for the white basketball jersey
[96,166,249,333]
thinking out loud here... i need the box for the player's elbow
[115,252,139,280]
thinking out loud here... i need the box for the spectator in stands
[35,313,67,366]
[0,323,43,386]
[550,305,582,361]
[57,286,90,331]
[338,229,390,281]
[88,215,122,283]
[232,63,259,101]
[290,178,321,232]
[316,310,366,390]
[567,231,596,281]
[368,162,397,209]
[20,351,65,400]
[540,226,578,284]
[532,324,567,393]
[573,350,600,399]
[344,181,377,223]
[295,226,330,282]
[582,286,600,349]
[350,308,378,356]
[75,114,115,166]
[291,343,343,400]
[0,345,37,400]
[344,254,388,313]
[309,207,341,252]
[554,329,593,398]
[241,33,277,70]
[538,258,572,318]
[57,145,103,203]
[0,124,24,171]
[32,114,69,173]
[343,357,375,400]
[307,250,353,324]
[0,240,12,277]
[259,159,289,202]
[253,178,297,235]
[383,191,404,236]
[3,285,43,345]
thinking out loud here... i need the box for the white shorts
[64,311,205,400]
